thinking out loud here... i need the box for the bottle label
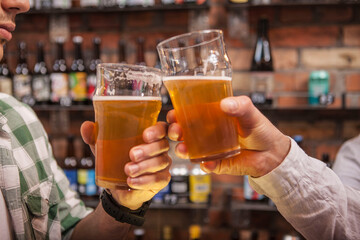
[33,75,51,102]
[78,169,87,185]
[69,72,87,101]
[80,0,99,7]
[64,169,78,192]
[87,73,96,99]
[171,177,188,193]
[189,175,211,203]
[0,76,13,95]
[51,73,69,102]
[13,74,32,100]
[86,169,97,196]
[52,0,71,8]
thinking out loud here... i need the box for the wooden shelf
[27,3,209,15]
[227,0,359,9]
[82,197,209,209]
[231,202,277,212]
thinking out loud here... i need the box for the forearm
[70,203,132,240]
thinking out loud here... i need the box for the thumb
[220,96,265,138]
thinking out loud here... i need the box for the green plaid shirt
[0,94,92,240]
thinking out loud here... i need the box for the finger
[80,121,96,154]
[166,109,176,124]
[129,139,170,162]
[143,121,168,143]
[80,121,96,145]
[125,154,172,178]
[127,168,171,190]
[168,122,183,141]
[174,142,189,159]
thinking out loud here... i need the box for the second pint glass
[94,63,162,189]
[157,30,240,162]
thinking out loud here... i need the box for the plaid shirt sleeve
[0,94,92,240]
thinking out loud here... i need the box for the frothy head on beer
[95,63,162,98]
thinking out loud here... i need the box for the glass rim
[97,63,162,74]
[156,29,223,52]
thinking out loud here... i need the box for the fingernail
[222,99,238,112]
[128,164,139,175]
[169,131,179,141]
[146,130,154,141]
[129,177,139,185]
[132,149,143,161]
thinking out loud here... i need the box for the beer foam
[163,76,232,81]
[93,96,161,101]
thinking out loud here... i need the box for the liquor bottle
[189,224,201,240]
[32,42,51,105]
[63,136,78,192]
[78,142,97,197]
[13,41,34,106]
[250,230,258,240]
[162,225,173,240]
[69,36,87,104]
[170,162,189,204]
[80,0,99,7]
[189,164,211,204]
[50,38,71,106]
[87,37,101,103]
[72,0,81,7]
[134,228,145,240]
[230,228,240,240]
[250,18,274,107]
[155,39,172,107]
[321,153,332,168]
[308,70,329,106]
[52,0,71,8]
[35,0,52,9]
[0,44,13,96]
[135,37,146,66]
[118,39,126,63]
[100,0,117,7]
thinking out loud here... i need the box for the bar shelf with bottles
[27,0,209,15]
[226,0,360,8]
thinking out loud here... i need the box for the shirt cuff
[248,137,324,199]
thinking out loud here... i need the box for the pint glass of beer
[93,63,162,189]
[157,30,240,162]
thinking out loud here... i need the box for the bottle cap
[309,70,329,81]
[134,228,145,236]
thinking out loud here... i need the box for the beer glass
[94,63,162,189]
[157,30,240,162]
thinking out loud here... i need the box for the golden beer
[93,96,162,189]
[164,76,240,162]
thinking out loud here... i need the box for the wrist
[108,189,142,210]
[100,190,151,226]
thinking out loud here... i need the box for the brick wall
[11,2,360,239]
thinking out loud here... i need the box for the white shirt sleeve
[249,138,360,240]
